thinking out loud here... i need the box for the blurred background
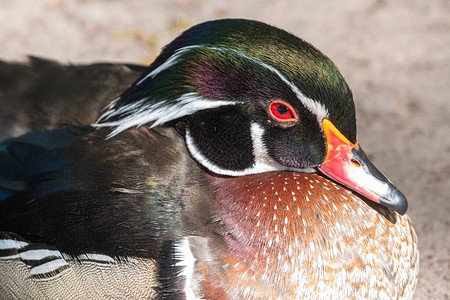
[1,0,449,298]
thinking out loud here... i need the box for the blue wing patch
[0,126,93,201]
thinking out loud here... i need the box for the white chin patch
[185,122,311,176]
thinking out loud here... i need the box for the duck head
[95,19,407,215]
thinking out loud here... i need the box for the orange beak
[318,119,408,215]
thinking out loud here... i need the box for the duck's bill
[318,119,408,215]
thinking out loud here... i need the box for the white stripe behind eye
[95,93,234,138]
[207,47,329,122]
[136,45,201,86]
[95,44,328,137]
[140,45,328,121]
[133,45,328,122]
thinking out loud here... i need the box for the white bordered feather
[18,249,63,261]
[76,253,116,263]
[29,259,69,276]
[0,238,29,260]
[0,235,117,277]
[0,238,28,251]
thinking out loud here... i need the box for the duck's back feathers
[0,57,145,140]
[0,126,92,201]
[0,126,208,257]
[0,124,214,298]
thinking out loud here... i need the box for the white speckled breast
[203,172,419,300]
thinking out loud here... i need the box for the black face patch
[187,106,254,172]
[264,111,327,169]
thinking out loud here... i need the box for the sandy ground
[1,0,449,298]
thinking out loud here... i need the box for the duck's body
[0,126,418,299]
[0,19,418,299]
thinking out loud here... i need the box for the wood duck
[0,19,418,299]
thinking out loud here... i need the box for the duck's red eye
[269,101,298,122]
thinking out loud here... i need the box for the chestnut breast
[205,172,418,299]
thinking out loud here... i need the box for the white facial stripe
[96,97,148,124]
[185,127,274,176]
[95,92,234,138]
[251,123,316,174]
[250,123,289,171]
[209,47,329,122]
[134,45,328,120]
[186,123,313,176]
[95,44,329,137]
[136,45,200,86]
